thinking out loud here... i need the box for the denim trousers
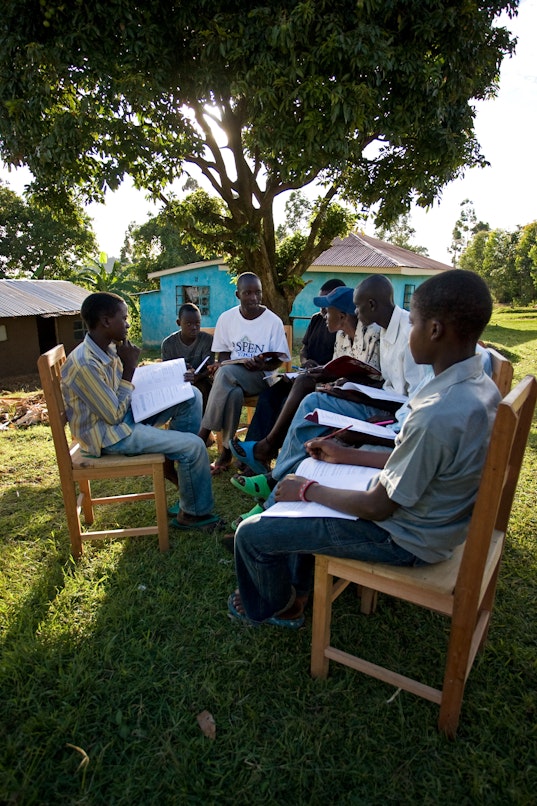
[271,391,381,481]
[103,388,214,516]
[234,512,426,622]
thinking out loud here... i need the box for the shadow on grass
[2,503,537,803]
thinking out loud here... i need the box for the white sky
[2,0,536,266]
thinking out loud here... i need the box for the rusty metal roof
[0,279,90,318]
[311,232,451,272]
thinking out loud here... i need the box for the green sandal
[230,473,273,501]
[231,503,264,531]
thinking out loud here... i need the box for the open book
[304,408,397,442]
[130,358,194,422]
[321,355,382,383]
[260,456,378,520]
[316,381,407,413]
[220,351,284,366]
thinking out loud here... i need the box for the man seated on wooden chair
[61,292,219,531]
[197,272,290,476]
[227,270,501,628]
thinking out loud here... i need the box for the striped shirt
[61,335,134,456]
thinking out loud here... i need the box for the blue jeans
[235,513,425,622]
[103,388,214,516]
[271,391,382,481]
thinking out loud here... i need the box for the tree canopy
[0,0,518,316]
[0,181,96,279]
[459,220,537,304]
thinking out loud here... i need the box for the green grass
[1,307,536,805]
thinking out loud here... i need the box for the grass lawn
[1,306,536,805]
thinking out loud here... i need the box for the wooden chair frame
[488,346,514,397]
[38,345,169,558]
[310,374,537,737]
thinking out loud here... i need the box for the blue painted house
[139,233,451,348]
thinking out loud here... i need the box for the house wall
[140,266,432,348]
[0,316,41,377]
[140,263,238,349]
[0,314,84,379]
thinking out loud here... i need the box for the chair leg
[62,483,84,558]
[79,478,94,524]
[311,555,333,679]
[153,464,170,552]
[359,586,378,615]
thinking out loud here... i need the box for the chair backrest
[37,345,74,480]
[488,346,513,396]
[454,375,536,613]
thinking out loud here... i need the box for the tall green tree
[515,221,537,303]
[0,182,96,279]
[0,1,517,317]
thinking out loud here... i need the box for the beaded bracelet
[299,479,318,502]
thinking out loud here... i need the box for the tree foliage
[459,222,537,304]
[120,209,204,287]
[0,181,96,279]
[375,214,429,256]
[0,0,518,316]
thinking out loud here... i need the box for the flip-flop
[230,473,273,501]
[227,593,257,625]
[227,592,305,629]
[231,503,264,531]
[229,439,271,475]
[167,501,181,516]
[170,513,222,530]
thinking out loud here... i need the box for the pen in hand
[317,424,353,441]
[195,355,211,374]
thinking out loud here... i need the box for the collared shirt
[380,306,426,397]
[334,323,381,370]
[373,354,501,563]
[61,335,133,456]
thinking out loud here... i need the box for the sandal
[230,473,273,501]
[231,503,264,531]
[167,501,181,517]
[227,591,305,629]
[229,439,271,475]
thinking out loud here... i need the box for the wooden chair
[488,346,514,396]
[38,345,169,558]
[310,374,537,737]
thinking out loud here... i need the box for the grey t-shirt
[374,354,501,563]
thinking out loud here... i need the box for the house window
[0,325,7,342]
[177,285,210,316]
[73,319,87,340]
[403,284,416,310]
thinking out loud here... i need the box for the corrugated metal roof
[0,279,90,318]
[311,232,451,272]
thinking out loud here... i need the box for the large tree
[0,181,96,279]
[0,0,517,317]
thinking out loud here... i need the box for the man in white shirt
[198,272,290,474]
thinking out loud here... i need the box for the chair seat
[72,444,166,469]
[318,529,504,616]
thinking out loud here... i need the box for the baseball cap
[313,286,355,316]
